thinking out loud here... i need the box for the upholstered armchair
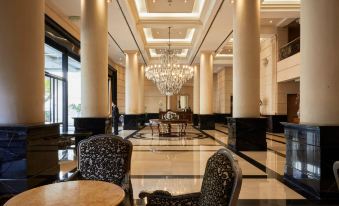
[67,134,133,206]
[139,148,242,206]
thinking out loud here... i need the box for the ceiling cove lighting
[145,27,194,96]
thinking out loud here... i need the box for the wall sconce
[262,57,269,66]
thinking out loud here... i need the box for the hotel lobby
[1,0,339,205]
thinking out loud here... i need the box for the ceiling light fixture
[145,27,194,96]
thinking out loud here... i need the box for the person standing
[112,102,120,135]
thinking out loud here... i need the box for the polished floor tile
[242,151,286,175]
[58,123,333,206]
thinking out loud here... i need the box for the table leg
[158,124,161,136]
[150,123,154,136]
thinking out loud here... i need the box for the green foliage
[69,103,81,114]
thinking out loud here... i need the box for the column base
[199,114,215,130]
[123,114,141,130]
[192,114,199,126]
[282,123,339,199]
[74,117,112,135]
[0,123,60,195]
[227,117,267,151]
[262,114,287,133]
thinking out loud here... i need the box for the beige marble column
[199,52,214,114]
[138,65,145,114]
[0,0,45,124]
[81,0,108,117]
[300,0,339,125]
[125,52,139,114]
[193,65,200,114]
[232,0,260,118]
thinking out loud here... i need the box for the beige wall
[213,74,219,113]
[144,80,193,113]
[213,68,232,114]
[277,52,300,82]
[260,37,278,115]
[144,80,166,113]
[260,36,300,115]
[277,81,300,114]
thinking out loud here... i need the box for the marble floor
[59,124,339,206]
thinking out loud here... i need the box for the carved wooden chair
[139,148,242,206]
[67,134,133,206]
[333,161,339,190]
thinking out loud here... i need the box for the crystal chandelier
[145,27,194,96]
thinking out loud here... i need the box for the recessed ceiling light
[184,0,188,3]
[156,31,160,35]
[153,0,156,3]
[179,32,182,35]
[269,20,273,24]
[107,0,112,3]
[230,0,234,4]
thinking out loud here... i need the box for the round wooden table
[5,180,125,206]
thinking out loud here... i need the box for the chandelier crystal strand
[145,27,194,96]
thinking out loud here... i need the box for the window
[68,57,81,130]
[44,44,65,128]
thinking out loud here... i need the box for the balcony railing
[279,37,300,61]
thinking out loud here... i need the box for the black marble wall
[199,115,215,130]
[214,113,232,124]
[139,114,146,126]
[192,114,199,126]
[283,123,339,199]
[145,113,160,122]
[123,114,141,130]
[0,123,60,195]
[262,115,287,133]
[227,117,267,151]
[74,117,112,135]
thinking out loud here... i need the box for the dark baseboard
[214,113,232,124]
[192,114,199,126]
[261,114,287,133]
[74,117,112,135]
[144,113,160,122]
[199,114,215,130]
[124,114,142,130]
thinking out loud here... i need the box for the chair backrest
[333,161,339,190]
[199,149,242,206]
[78,134,133,186]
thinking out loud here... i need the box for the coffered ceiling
[46,0,300,68]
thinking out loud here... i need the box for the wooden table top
[5,180,125,206]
